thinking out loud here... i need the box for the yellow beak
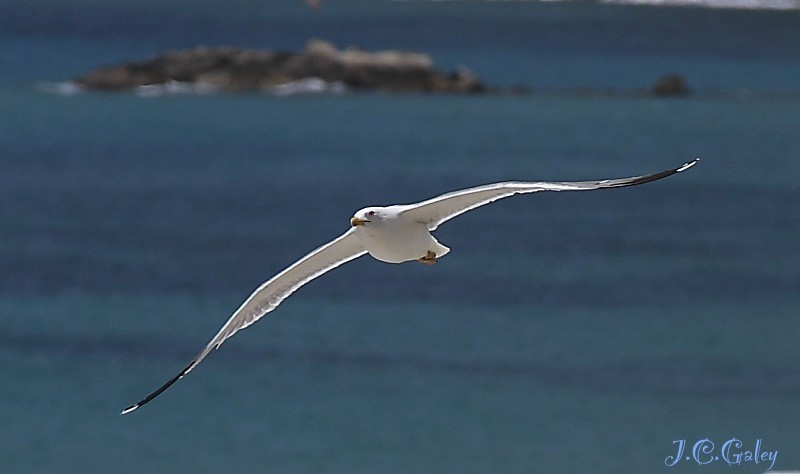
[350,217,369,227]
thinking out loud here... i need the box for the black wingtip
[605,157,700,189]
[676,158,700,172]
[120,360,196,415]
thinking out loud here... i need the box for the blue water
[1,1,799,472]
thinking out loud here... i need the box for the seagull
[121,158,698,414]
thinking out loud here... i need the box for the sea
[1,0,799,472]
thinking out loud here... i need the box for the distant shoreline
[402,0,800,11]
[590,0,800,10]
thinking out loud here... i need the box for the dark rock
[652,74,690,97]
[73,40,492,94]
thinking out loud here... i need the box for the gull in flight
[121,158,698,414]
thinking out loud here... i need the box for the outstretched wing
[121,228,367,414]
[400,159,698,231]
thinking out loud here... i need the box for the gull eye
[367,211,375,217]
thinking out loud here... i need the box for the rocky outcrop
[74,40,486,94]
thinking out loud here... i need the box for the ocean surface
[1,1,799,472]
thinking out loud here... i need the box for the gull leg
[417,250,437,266]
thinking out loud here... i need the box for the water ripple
[2,331,796,398]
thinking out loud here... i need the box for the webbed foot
[417,250,437,266]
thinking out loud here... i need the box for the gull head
[350,207,385,227]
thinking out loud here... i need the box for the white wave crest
[135,81,218,97]
[35,81,85,96]
[269,77,347,96]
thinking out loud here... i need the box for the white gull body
[121,158,698,414]
[351,205,450,263]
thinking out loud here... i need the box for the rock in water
[652,74,690,97]
[73,40,487,94]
